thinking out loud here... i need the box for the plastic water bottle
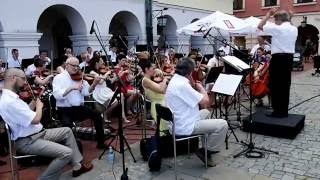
[107,146,115,164]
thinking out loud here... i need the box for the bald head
[4,68,25,79]
[4,68,26,91]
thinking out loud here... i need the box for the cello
[248,62,270,98]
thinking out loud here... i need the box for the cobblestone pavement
[222,68,320,180]
[61,67,320,180]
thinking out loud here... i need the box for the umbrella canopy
[177,11,251,36]
[234,16,273,36]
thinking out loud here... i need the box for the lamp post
[157,15,168,53]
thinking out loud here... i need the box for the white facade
[0,0,233,60]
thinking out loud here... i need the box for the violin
[98,65,110,75]
[19,83,45,102]
[70,70,95,84]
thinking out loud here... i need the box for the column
[69,34,113,56]
[0,32,42,60]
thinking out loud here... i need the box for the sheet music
[222,55,250,72]
[212,73,243,96]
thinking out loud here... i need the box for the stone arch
[37,4,87,62]
[109,11,142,50]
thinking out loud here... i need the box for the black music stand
[211,73,242,149]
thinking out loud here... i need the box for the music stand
[212,73,242,148]
[205,66,224,84]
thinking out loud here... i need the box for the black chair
[155,104,208,180]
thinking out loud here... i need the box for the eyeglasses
[67,63,80,69]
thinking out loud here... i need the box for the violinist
[0,68,93,179]
[189,54,207,82]
[79,52,91,71]
[52,57,107,149]
[165,57,228,167]
[39,50,51,66]
[88,57,129,123]
[140,61,168,133]
[25,55,40,76]
[32,58,54,86]
[115,55,140,116]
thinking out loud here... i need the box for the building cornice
[153,1,215,14]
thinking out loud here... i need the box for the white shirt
[263,22,298,54]
[165,74,203,135]
[90,71,114,105]
[25,64,36,76]
[108,51,117,63]
[207,56,224,67]
[0,89,42,140]
[250,44,271,55]
[52,70,91,107]
[7,56,22,68]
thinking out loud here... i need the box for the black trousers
[269,53,293,116]
[58,106,105,144]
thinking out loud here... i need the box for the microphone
[203,28,212,38]
[90,21,95,34]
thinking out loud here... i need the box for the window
[233,0,244,10]
[296,0,314,3]
[264,0,278,6]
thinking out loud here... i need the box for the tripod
[90,20,135,180]
[98,87,137,177]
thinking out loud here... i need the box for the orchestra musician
[88,57,129,123]
[7,49,22,68]
[140,60,169,134]
[165,57,228,167]
[39,50,52,66]
[52,57,107,149]
[31,58,54,86]
[115,54,140,116]
[0,68,93,179]
[258,9,297,118]
[79,52,91,71]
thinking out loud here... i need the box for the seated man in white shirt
[165,57,228,167]
[52,57,106,149]
[0,68,93,179]
[7,49,22,68]
[25,55,40,76]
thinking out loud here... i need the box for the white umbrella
[234,16,273,36]
[177,11,251,36]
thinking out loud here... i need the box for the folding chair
[4,123,37,180]
[155,104,208,180]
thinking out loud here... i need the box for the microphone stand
[202,27,278,158]
[91,21,132,180]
